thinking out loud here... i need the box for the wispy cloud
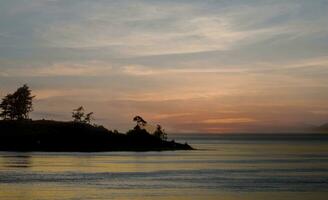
[0,61,112,77]
[201,118,257,124]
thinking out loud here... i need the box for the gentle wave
[1,168,328,192]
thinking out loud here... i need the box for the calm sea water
[0,134,328,200]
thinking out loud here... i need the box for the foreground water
[0,134,328,200]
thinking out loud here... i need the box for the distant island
[0,85,193,152]
[313,123,328,133]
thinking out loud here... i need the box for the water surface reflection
[1,135,328,200]
[1,153,31,168]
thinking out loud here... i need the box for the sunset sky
[0,0,328,133]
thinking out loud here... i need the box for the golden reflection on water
[1,143,327,173]
[1,185,328,200]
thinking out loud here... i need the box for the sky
[0,0,328,133]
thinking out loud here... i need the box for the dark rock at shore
[0,120,193,152]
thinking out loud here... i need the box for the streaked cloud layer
[1,0,328,133]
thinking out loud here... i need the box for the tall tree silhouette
[0,84,35,120]
[72,106,94,124]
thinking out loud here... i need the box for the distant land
[313,123,328,133]
[0,120,193,152]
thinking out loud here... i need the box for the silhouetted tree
[0,94,14,120]
[72,106,84,122]
[153,124,167,140]
[126,123,149,136]
[127,116,149,136]
[133,115,147,127]
[84,112,94,124]
[72,106,94,124]
[0,84,35,120]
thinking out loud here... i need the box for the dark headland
[0,84,193,152]
[0,120,193,152]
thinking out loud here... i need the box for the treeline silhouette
[0,84,34,120]
[0,85,192,152]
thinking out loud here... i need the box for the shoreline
[0,120,194,152]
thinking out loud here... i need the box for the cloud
[0,0,311,57]
[0,61,112,77]
[201,118,257,124]
[122,65,157,76]
[121,64,250,76]
[1,0,328,133]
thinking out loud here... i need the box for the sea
[0,134,328,200]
